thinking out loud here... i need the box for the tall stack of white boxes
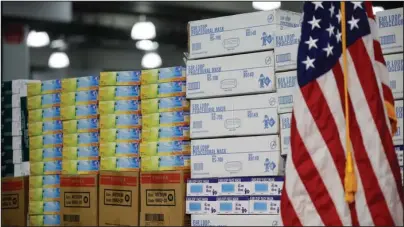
[184,10,302,226]
[377,8,404,184]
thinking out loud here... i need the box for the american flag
[281,1,403,226]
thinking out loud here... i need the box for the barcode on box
[193,163,204,171]
[145,213,164,222]
[187,82,200,90]
[63,214,80,223]
[276,53,291,63]
[192,43,201,51]
[192,121,203,129]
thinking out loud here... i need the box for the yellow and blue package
[62,146,99,160]
[29,201,60,215]
[62,118,99,134]
[61,104,98,120]
[140,155,190,171]
[142,126,190,142]
[142,111,189,128]
[99,86,140,101]
[29,188,60,202]
[100,114,141,129]
[61,75,99,92]
[141,66,186,85]
[140,140,191,156]
[62,160,99,174]
[29,134,63,149]
[29,175,60,188]
[100,128,141,143]
[100,71,141,86]
[99,142,139,157]
[30,161,62,176]
[141,96,189,114]
[99,100,141,115]
[63,132,99,147]
[28,80,62,96]
[29,107,61,123]
[100,157,140,171]
[29,215,61,226]
[30,147,63,162]
[141,81,186,99]
[27,93,61,110]
[61,90,98,107]
[28,120,63,136]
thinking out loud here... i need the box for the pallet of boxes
[185,10,301,226]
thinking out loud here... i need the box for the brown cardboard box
[1,177,29,226]
[99,171,140,226]
[140,170,190,226]
[60,175,98,226]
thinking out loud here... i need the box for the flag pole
[340,2,357,204]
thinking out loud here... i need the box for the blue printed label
[157,141,190,153]
[115,100,140,112]
[76,104,98,117]
[159,67,184,80]
[158,97,187,109]
[44,161,62,173]
[116,143,139,155]
[116,157,140,169]
[116,129,141,141]
[159,126,189,139]
[43,134,63,146]
[159,112,188,124]
[43,148,63,159]
[44,215,61,225]
[43,188,60,200]
[42,80,61,92]
[116,114,141,127]
[159,156,185,167]
[115,86,140,98]
[77,146,99,158]
[42,175,60,186]
[77,119,99,131]
[43,202,60,213]
[157,82,184,95]
[77,160,99,171]
[43,121,63,133]
[117,71,141,83]
[77,76,99,89]
[77,132,99,145]
[42,94,61,106]
[75,90,98,102]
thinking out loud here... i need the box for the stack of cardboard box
[185,10,301,226]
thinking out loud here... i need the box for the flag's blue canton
[298,1,372,88]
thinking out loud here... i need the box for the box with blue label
[140,155,190,171]
[140,140,190,156]
[142,111,189,128]
[27,79,61,96]
[29,107,61,123]
[276,70,297,114]
[61,104,98,120]
[394,100,403,145]
[29,187,61,202]
[186,51,275,99]
[62,160,99,174]
[100,142,139,157]
[30,147,63,162]
[99,100,141,115]
[30,161,62,175]
[142,126,190,142]
[217,177,251,196]
[99,86,140,101]
[187,178,218,196]
[63,146,99,160]
[100,157,140,171]
[250,176,284,196]
[29,175,60,188]
[376,8,403,54]
[100,114,142,129]
[141,96,189,114]
[216,196,249,214]
[275,27,300,72]
[29,214,61,226]
[29,134,63,149]
[396,145,403,166]
[280,113,291,156]
[141,66,186,85]
[191,135,283,178]
[100,128,141,143]
[61,75,99,92]
[191,93,279,138]
[141,81,186,99]
[100,71,141,86]
[186,196,218,214]
[63,118,99,134]
[63,132,99,147]
[188,9,301,59]
[384,53,403,100]
[249,195,281,215]
[29,201,60,215]
[28,120,63,136]
[27,93,61,110]
[191,214,281,226]
[61,90,98,107]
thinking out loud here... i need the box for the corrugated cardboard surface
[99,171,139,226]
[1,176,29,226]
[140,170,190,226]
[60,174,98,226]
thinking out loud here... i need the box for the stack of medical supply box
[2,80,36,177]
[27,79,63,226]
[98,71,141,171]
[377,7,404,184]
[186,9,301,226]
[139,67,190,171]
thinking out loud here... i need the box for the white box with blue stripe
[191,214,281,226]
[190,93,279,138]
[186,196,218,214]
[186,51,275,99]
[384,53,403,100]
[394,99,403,146]
[249,195,281,215]
[250,176,284,196]
[276,70,297,114]
[191,135,283,178]
[376,8,403,54]
[188,10,301,59]
[217,177,251,196]
[187,178,218,196]
[216,196,249,214]
[275,27,301,72]
[280,113,292,156]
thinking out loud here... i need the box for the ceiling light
[131,21,156,40]
[136,40,159,51]
[141,52,162,69]
[51,39,67,49]
[48,52,70,69]
[372,6,384,14]
[27,31,50,48]
[252,2,281,11]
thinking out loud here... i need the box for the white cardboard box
[186,51,275,99]
[191,93,279,138]
[385,53,403,100]
[191,135,283,178]
[2,121,22,136]
[13,150,22,164]
[275,27,301,72]
[276,70,297,114]
[191,214,281,226]
[188,10,302,59]
[216,196,249,214]
[250,176,284,196]
[217,177,252,196]
[394,100,403,145]
[395,145,403,166]
[13,161,30,177]
[376,8,403,54]
[249,195,281,215]
[280,113,292,155]
[187,178,219,196]
[186,196,218,214]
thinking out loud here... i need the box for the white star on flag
[302,56,315,70]
[352,2,363,9]
[335,29,342,43]
[329,4,335,17]
[305,36,319,50]
[308,16,321,30]
[336,10,342,24]
[312,2,324,10]
[322,43,334,57]
[348,16,360,30]
[326,24,335,37]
